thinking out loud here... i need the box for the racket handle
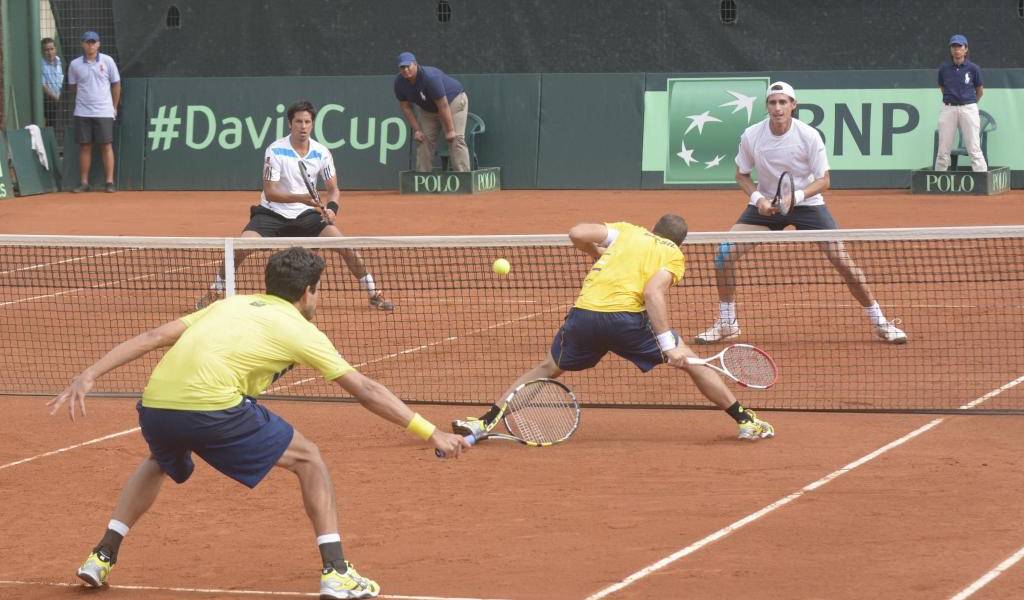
[434,434,476,458]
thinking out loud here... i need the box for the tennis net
[1,227,1022,413]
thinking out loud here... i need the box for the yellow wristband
[406,413,436,441]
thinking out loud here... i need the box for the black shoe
[369,292,395,311]
[105,182,116,193]
[72,183,90,193]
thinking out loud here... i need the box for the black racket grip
[434,434,476,458]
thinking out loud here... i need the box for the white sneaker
[694,319,740,344]
[873,319,907,344]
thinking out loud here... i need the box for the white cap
[766,81,796,101]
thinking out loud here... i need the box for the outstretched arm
[48,319,188,421]
[335,371,470,458]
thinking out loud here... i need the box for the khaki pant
[934,103,987,172]
[416,92,469,172]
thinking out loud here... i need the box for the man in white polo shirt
[67,30,120,193]
[693,81,907,345]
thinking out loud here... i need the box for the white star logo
[684,111,722,135]
[720,90,757,123]
[676,138,696,166]
[704,154,725,169]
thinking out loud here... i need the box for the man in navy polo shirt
[934,34,987,172]
[393,52,470,172]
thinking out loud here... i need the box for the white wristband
[656,331,677,352]
[749,191,765,204]
[794,189,805,205]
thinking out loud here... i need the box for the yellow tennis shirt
[142,294,354,411]
[574,222,685,312]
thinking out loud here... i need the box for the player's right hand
[48,373,94,422]
[756,196,778,216]
[413,130,425,143]
[431,430,471,458]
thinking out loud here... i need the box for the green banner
[664,77,769,184]
[645,80,1024,179]
[142,77,409,190]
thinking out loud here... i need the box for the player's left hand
[321,207,336,225]
[445,130,457,142]
[48,373,94,421]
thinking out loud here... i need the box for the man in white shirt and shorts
[197,100,395,312]
[694,82,906,345]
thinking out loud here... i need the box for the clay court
[1,188,1023,599]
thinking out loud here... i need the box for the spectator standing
[41,37,64,129]
[934,34,987,172]
[67,30,120,193]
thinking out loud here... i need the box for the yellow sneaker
[77,551,113,587]
[737,409,775,440]
[320,561,380,599]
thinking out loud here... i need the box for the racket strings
[504,382,578,444]
[721,346,777,388]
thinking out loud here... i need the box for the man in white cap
[693,81,907,345]
[934,34,987,172]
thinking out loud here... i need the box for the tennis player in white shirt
[197,100,395,312]
[694,82,907,345]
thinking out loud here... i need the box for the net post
[224,238,236,297]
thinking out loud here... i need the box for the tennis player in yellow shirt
[453,214,774,442]
[49,247,469,599]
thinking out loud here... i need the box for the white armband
[749,190,765,204]
[794,190,806,205]
[656,331,677,352]
[601,227,620,247]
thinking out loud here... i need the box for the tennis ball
[492,258,511,276]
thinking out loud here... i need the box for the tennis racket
[771,170,795,216]
[297,160,329,223]
[686,343,778,389]
[436,379,580,457]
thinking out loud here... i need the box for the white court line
[0,427,140,472]
[583,373,1024,600]
[0,579,512,600]
[0,248,130,276]
[271,303,569,392]
[0,264,199,308]
[949,544,1024,599]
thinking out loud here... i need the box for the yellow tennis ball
[492,258,511,275]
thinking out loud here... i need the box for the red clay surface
[1,188,1023,599]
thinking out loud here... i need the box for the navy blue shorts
[736,204,839,230]
[137,397,294,489]
[550,308,669,373]
[243,205,327,237]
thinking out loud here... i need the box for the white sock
[316,533,341,545]
[864,302,886,326]
[210,273,225,292]
[359,273,377,297]
[719,301,737,323]
[108,519,130,537]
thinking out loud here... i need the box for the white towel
[25,124,50,170]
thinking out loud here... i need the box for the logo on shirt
[419,91,427,102]
[664,77,770,184]
[964,72,971,85]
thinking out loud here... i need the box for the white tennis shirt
[260,136,337,219]
[735,118,829,207]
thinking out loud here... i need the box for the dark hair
[41,37,55,48]
[287,100,317,123]
[265,247,326,302]
[652,214,688,245]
